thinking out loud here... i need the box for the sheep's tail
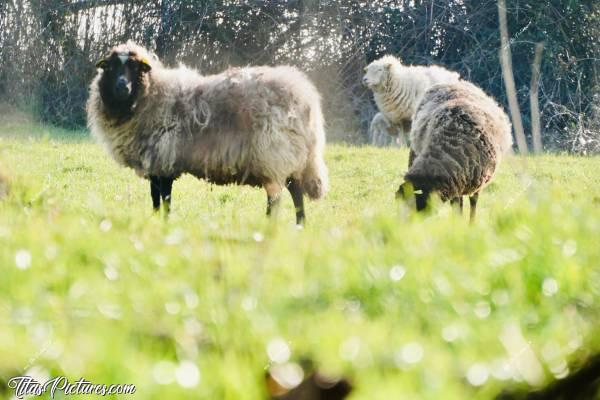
[302,153,328,200]
[301,108,329,200]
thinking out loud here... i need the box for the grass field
[1,122,600,399]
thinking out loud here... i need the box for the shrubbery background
[1,0,598,150]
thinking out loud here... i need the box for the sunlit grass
[1,125,600,399]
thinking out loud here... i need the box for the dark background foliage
[0,0,598,151]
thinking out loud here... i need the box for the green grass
[1,122,600,399]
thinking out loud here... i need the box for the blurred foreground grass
[1,123,600,399]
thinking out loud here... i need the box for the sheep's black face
[96,51,151,116]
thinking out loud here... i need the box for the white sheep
[369,112,406,147]
[397,80,513,221]
[87,42,328,224]
[363,55,460,143]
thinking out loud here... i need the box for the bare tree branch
[530,41,544,154]
[498,0,528,154]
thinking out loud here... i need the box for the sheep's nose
[114,78,131,101]
[116,77,129,90]
[115,77,131,97]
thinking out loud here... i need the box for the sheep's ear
[96,59,108,69]
[139,57,152,73]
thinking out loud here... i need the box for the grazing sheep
[87,42,328,224]
[363,55,460,142]
[396,80,513,221]
[369,112,406,147]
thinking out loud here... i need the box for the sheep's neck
[380,70,414,120]
[103,99,135,123]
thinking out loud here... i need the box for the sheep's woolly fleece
[369,112,407,147]
[87,41,328,199]
[406,79,513,200]
[364,55,460,131]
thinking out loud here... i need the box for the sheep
[396,79,513,222]
[362,55,460,143]
[369,112,406,147]
[87,41,328,224]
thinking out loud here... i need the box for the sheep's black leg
[286,178,305,225]
[469,192,479,223]
[150,175,161,212]
[450,197,463,215]
[160,177,174,216]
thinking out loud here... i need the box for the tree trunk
[498,0,528,155]
[530,42,544,154]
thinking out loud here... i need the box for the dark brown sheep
[397,80,513,221]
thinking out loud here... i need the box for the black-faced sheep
[87,42,328,224]
[363,55,460,143]
[396,80,513,221]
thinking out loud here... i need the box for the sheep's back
[88,61,324,185]
[183,66,322,185]
[374,64,460,126]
